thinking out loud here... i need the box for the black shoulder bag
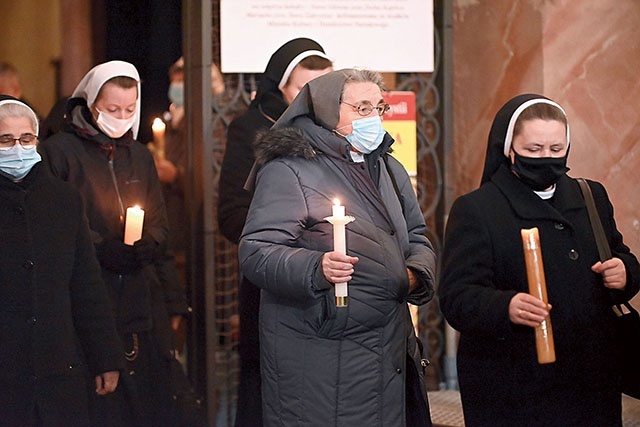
[577,178,640,399]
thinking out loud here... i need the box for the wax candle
[332,199,347,255]
[325,198,355,307]
[521,227,556,364]
[124,205,145,245]
[152,117,166,159]
[332,198,345,217]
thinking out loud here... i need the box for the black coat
[39,103,169,334]
[218,89,286,427]
[439,165,640,426]
[0,163,124,424]
[218,91,286,245]
[218,93,286,359]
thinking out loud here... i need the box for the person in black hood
[39,61,177,426]
[217,37,332,427]
[0,95,123,425]
[439,94,640,426]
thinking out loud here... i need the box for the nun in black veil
[438,94,640,426]
[217,38,332,426]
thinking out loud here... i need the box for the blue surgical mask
[168,82,184,108]
[344,116,385,154]
[0,143,41,181]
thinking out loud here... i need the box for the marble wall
[452,0,640,262]
[0,0,61,116]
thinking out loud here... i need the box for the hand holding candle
[152,117,166,160]
[124,206,145,245]
[325,198,355,307]
[521,227,556,364]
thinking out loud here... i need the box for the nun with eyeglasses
[0,95,123,426]
[239,69,436,427]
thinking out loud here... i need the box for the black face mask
[511,150,570,191]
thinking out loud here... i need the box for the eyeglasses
[341,101,391,117]
[0,133,38,147]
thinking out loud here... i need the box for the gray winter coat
[239,116,436,426]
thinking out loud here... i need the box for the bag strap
[383,154,406,217]
[576,178,636,317]
[576,178,612,261]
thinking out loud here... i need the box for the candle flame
[152,117,166,132]
[333,198,341,206]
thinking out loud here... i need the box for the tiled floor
[428,390,640,427]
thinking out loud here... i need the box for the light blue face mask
[168,82,184,108]
[0,144,41,181]
[344,116,385,154]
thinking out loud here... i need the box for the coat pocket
[304,292,349,338]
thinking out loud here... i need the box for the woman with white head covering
[70,59,142,139]
[39,61,175,426]
[439,94,640,426]
[0,95,123,425]
[0,95,41,182]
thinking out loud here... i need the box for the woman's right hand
[155,157,178,183]
[322,251,359,284]
[508,292,551,327]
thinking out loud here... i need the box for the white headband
[0,99,39,135]
[503,98,570,157]
[277,50,330,90]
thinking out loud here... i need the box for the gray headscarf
[243,69,357,191]
[272,69,355,131]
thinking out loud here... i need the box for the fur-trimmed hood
[245,117,341,192]
[253,127,318,168]
[249,114,350,175]
[245,116,350,192]
[253,115,394,168]
[245,114,395,192]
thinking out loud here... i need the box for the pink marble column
[453,0,640,256]
[60,0,93,96]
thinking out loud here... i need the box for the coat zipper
[108,147,127,283]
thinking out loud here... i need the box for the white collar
[350,150,365,163]
[534,185,556,200]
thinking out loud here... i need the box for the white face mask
[96,109,136,139]
[0,144,41,181]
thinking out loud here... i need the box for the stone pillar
[60,0,93,96]
[452,0,640,255]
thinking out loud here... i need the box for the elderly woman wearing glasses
[238,69,436,427]
[0,95,123,425]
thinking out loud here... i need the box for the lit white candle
[325,198,355,307]
[152,117,166,159]
[332,200,345,217]
[124,205,145,245]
